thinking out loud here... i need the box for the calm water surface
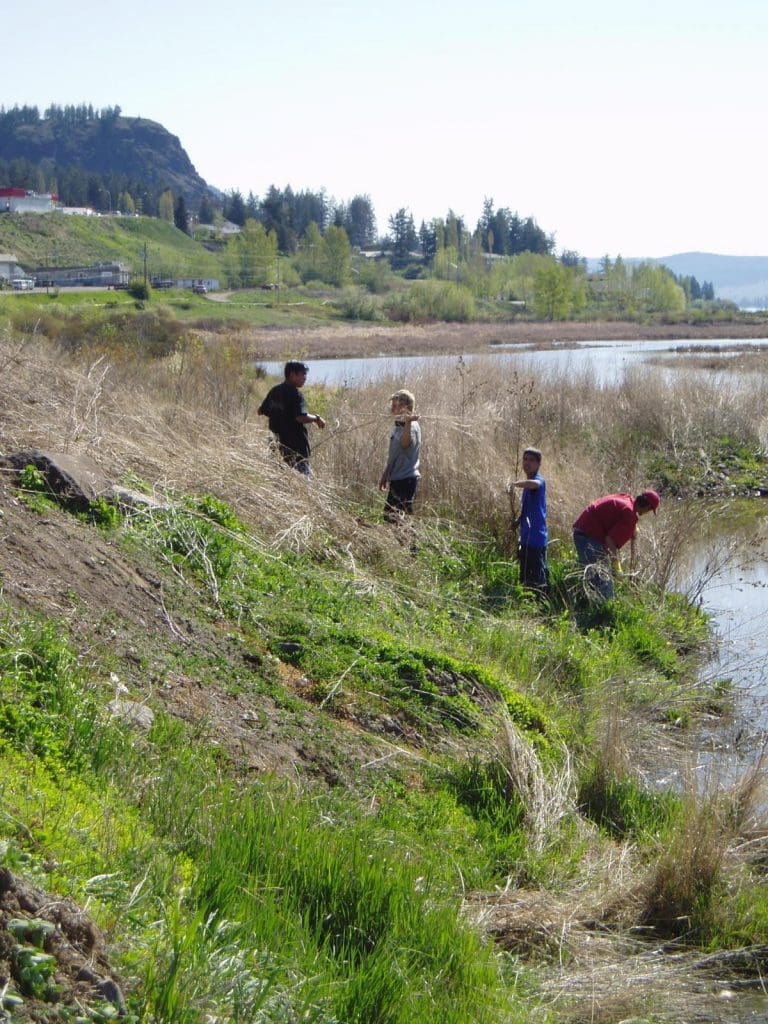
[670,511,768,776]
[263,337,768,387]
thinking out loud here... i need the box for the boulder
[4,450,110,511]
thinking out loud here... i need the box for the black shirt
[258,381,310,458]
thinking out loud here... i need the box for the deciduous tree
[159,189,174,223]
[321,225,352,286]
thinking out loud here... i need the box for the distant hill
[587,252,768,309]
[0,106,214,204]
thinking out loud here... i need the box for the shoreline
[246,318,768,360]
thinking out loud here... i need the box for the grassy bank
[0,213,221,282]
[2,320,768,1022]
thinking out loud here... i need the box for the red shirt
[573,494,638,550]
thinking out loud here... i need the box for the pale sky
[5,0,767,257]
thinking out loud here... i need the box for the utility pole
[143,243,148,287]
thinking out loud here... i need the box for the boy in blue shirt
[513,447,549,598]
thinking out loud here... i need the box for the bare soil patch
[0,866,125,1021]
[0,471,409,787]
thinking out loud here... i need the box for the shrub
[334,288,382,321]
[128,280,151,301]
[384,280,476,322]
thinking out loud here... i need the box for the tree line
[0,104,122,126]
[0,106,721,316]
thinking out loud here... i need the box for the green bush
[127,280,151,301]
[384,280,476,322]
[334,288,382,321]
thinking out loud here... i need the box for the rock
[110,485,166,512]
[107,700,154,731]
[95,977,127,1014]
[278,642,302,656]
[75,969,127,1016]
[4,449,110,511]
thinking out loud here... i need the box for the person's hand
[378,473,388,490]
[406,414,420,423]
[315,415,326,429]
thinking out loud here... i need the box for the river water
[672,510,768,777]
[263,336,768,387]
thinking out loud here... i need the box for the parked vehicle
[192,284,207,295]
[12,277,35,291]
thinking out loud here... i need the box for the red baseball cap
[642,490,661,514]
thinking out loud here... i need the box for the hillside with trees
[0,104,214,214]
[0,103,755,322]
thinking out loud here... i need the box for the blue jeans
[518,544,549,597]
[573,531,614,601]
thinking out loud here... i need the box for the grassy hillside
[0,213,221,280]
[2,312,768,1022]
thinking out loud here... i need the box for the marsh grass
[4,320,768,1020]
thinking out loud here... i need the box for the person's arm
[513,479,541,490]
[605,536,621,571]
[399,414,419,448]
[296,413,325,428]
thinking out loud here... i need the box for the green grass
[0,609,530,1023]
[0,465,757,1021]
[0,213,220,281]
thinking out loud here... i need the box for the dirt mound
[0,465,399,786]
[0,866,126,1020]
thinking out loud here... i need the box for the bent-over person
[572,489,660,600]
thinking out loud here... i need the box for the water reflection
[672,508,768,771]
[263,338,768,388]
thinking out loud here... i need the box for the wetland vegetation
[2,294,768,1023]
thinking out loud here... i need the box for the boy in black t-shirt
[258,361,325,474]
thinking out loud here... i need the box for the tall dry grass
[314,353,768,566]
[0,325,399,570]
[3,323,766,578]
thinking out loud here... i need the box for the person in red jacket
[572,490,660,600]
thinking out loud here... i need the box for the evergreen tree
[388,208,418,265]
[342,194,377,248]
[419,220,438,262]
[225,189,246,226]
[559,249,583,268]
[198,194,215,224]
[174,194,189,233]
[245,191,260,221]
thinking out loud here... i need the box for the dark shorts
[384,476,419,520]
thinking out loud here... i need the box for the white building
[0,188,57,214]
[0,253,23,282]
